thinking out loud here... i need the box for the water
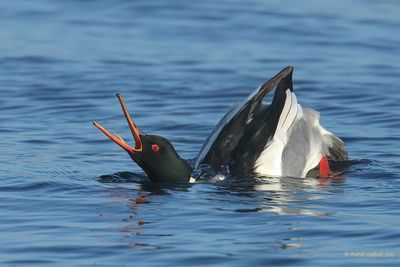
[1,0,399,266]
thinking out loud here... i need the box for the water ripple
[0,0,399,266]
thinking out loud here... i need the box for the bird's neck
[173,157,193,182]
[146,153,193,183]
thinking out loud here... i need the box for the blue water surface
[0,0,399,266]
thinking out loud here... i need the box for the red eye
[151,144,160,152]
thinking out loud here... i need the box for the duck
[93,66,348,183]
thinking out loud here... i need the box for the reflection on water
[98,170,349,252]
[100,186,161,248]
[251,177,339,216]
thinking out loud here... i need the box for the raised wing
[195,66,294,169]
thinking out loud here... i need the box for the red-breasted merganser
[93,66,348,182]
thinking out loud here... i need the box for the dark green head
[127,134,192,182]
[93,94,192,183]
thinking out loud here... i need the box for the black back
[195,66,294,173]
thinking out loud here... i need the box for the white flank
[254,89,300,176]
[299,108,328,177]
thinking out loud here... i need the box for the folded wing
[195,66,294,170]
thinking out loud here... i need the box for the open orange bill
[93,94,143,152]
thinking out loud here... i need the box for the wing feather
[195,66,294,169]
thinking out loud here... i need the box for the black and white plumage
[94,66,348,182]
[196,66,348,178]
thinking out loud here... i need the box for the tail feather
[324,134,348,161]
